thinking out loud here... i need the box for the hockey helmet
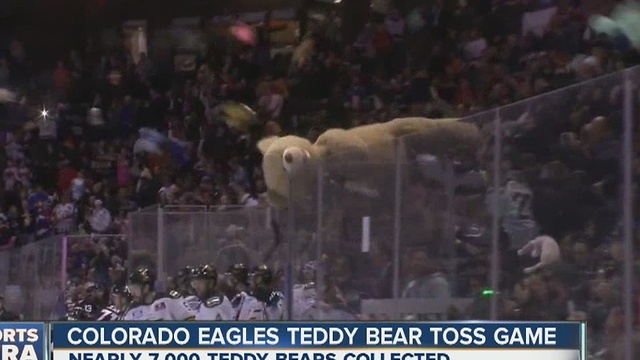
[192,264,218,280]
[128,268,156,286]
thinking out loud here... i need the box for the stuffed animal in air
[517,235,561,274]
[225,116,482,207]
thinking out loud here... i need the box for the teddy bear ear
[257,136,279,154]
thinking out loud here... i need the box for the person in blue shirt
[27,183,50,214]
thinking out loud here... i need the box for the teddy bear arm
[517,241,535,256]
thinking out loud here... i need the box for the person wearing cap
[0,294,20,321]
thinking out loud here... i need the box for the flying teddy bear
[247,117,482,207]
[517,235,561,274]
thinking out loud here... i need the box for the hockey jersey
[67,300,101,321]
[231,292,266,320]
[121,293,194,321]
[190,295,236,320]
[170,290,201,313]
[96,305,121,321]
[292,283,316,320]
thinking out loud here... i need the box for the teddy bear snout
[284,152,293,163]
[282,147,310,174]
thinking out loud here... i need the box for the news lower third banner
[0,322,47,360]
[47,323,586,360]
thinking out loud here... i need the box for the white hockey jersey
[292,283,316,320]
[231,292,266,320]
[176,292,201,313]
[121,294,194,321]
[190,295,236,320]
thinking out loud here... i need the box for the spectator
[71,170,87,202]
[402,249,451,299]
[233,183,258,207]
[53,192,77,234]
[88,199,112,234]
[34,200,54,238]
[0,294,20,321]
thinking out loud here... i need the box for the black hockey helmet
[128,268,156,286]
[251,264,274,285]
[192,264,218,280]
[227,263,249,285]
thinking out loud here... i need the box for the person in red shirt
[58,160,78,195]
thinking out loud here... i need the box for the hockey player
[121,268,195,321]
[66,283,105,321]
[299,277,357,320]
[97,285,130,321]
[188,264,236,320]
[171,266,200,312]
[250,264,284,320]
[224,263,264,320]
[292,261,318,320]
[171,266,195,297]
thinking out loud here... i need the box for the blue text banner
[51,322,581,349]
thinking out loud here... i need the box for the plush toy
[253,117,482,207]
[517,235,561,274]
[589,1,640,51]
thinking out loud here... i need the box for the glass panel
[399,114,493,320]
[285,162,395,320]
[64,234,127,319]
[286,165,323,320]
[495,72,624,358]
[161,206,209,278]
[208,207,275,272]
[158,206,274,287]
[128,205,275,290]
[1,235,64,320]
[320,162,397,320]
[127,210,159,273]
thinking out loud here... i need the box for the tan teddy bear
[253,117,482,207]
